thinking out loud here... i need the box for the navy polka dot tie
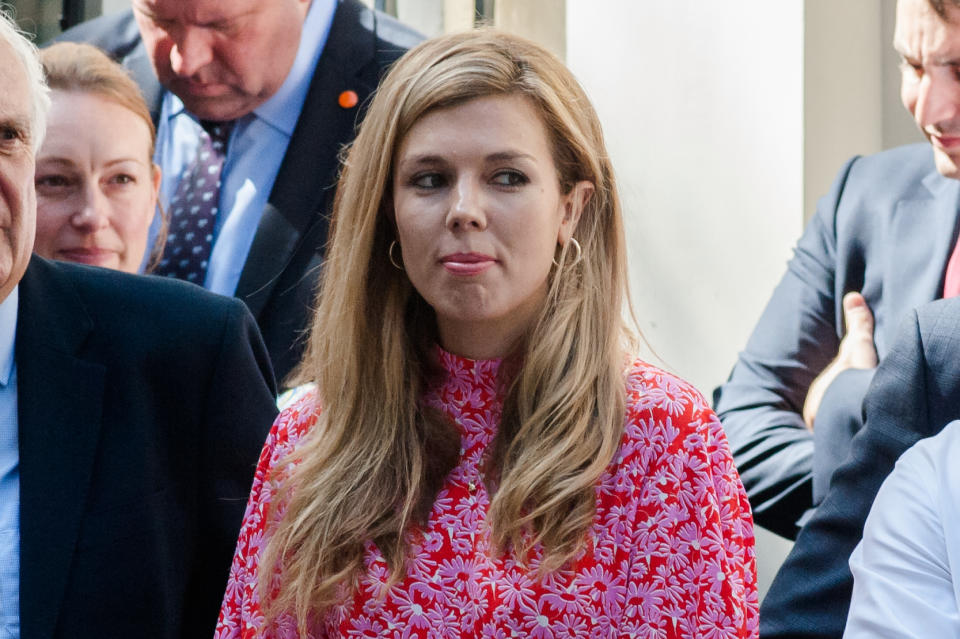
[155,120,234,284]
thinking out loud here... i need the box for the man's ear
[558,180,594,244]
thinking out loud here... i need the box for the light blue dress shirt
[0,288,21,639]
[149,0,337,296]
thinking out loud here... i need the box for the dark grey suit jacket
[17,256,277,639]
[713,143,960,538]
[760,297,960,637]
[56,1,422,384]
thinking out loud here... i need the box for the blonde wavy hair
[264,29,634,630]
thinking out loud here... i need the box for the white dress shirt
[845,419,960,638]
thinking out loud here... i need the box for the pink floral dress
[216,351,758,638]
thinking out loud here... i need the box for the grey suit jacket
[713,142,960,538]
[56,1,423,384]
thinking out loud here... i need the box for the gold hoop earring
[552,237,583,268]
[568,237,583,266]
[388,240,404,270]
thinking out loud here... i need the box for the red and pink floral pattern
[217,351,758,638]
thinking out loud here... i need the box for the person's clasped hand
[803,291,879,430]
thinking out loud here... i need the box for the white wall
[804,0,884,222]
[101,0,130,15]
[495,0,565,59]
[567,1,804,399]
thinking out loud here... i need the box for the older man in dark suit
[0,11,277,638]
[57,0,422,385]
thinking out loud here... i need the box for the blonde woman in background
[34,42,162,273]
[218,30,758,639]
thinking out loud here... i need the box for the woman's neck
[436,318,526,360]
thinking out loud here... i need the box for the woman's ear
[558,180,594,244]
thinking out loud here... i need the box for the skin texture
[0,39,37,303]
[34,90,160,273]
[896,0,960,178]
[391,94,592,360]
[131,0,311,121]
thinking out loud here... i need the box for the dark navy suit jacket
[713,143,960,538]
[17,257,277,639]
[760,297,960,637]
[56,1,422,384]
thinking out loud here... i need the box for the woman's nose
[71,185,110,230]
[445,178,487,231]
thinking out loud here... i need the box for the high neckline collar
[435,346,503,384]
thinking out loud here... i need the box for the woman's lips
[441,252,496,276]
[58,248,117,266]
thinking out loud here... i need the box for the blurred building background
[9,0,924,598]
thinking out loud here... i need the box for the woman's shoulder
[617,358,729,472]
[262,383,321,470]
[278,382,318,412]
[623,357,713,421]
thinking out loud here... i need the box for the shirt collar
[0,287,18,387]
[163,0,337,136]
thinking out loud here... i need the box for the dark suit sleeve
[759,303,953,639]
[810,367,874,504]
[183,301,278,638]
[713,157,861,539]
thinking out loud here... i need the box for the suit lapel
[882,170,960,351]
[17,258,105,639]
[235,0,376,317]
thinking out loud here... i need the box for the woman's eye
[412,173,446,189]
[111,173,136,185]
[492,170,527,187]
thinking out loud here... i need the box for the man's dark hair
[928,0,960,20]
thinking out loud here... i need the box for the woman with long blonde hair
[217,29,757,638]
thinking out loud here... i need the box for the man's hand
[803,291,879,430]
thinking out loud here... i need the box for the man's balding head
[131,0,311,122]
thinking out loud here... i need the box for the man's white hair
[0,8,50,153]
